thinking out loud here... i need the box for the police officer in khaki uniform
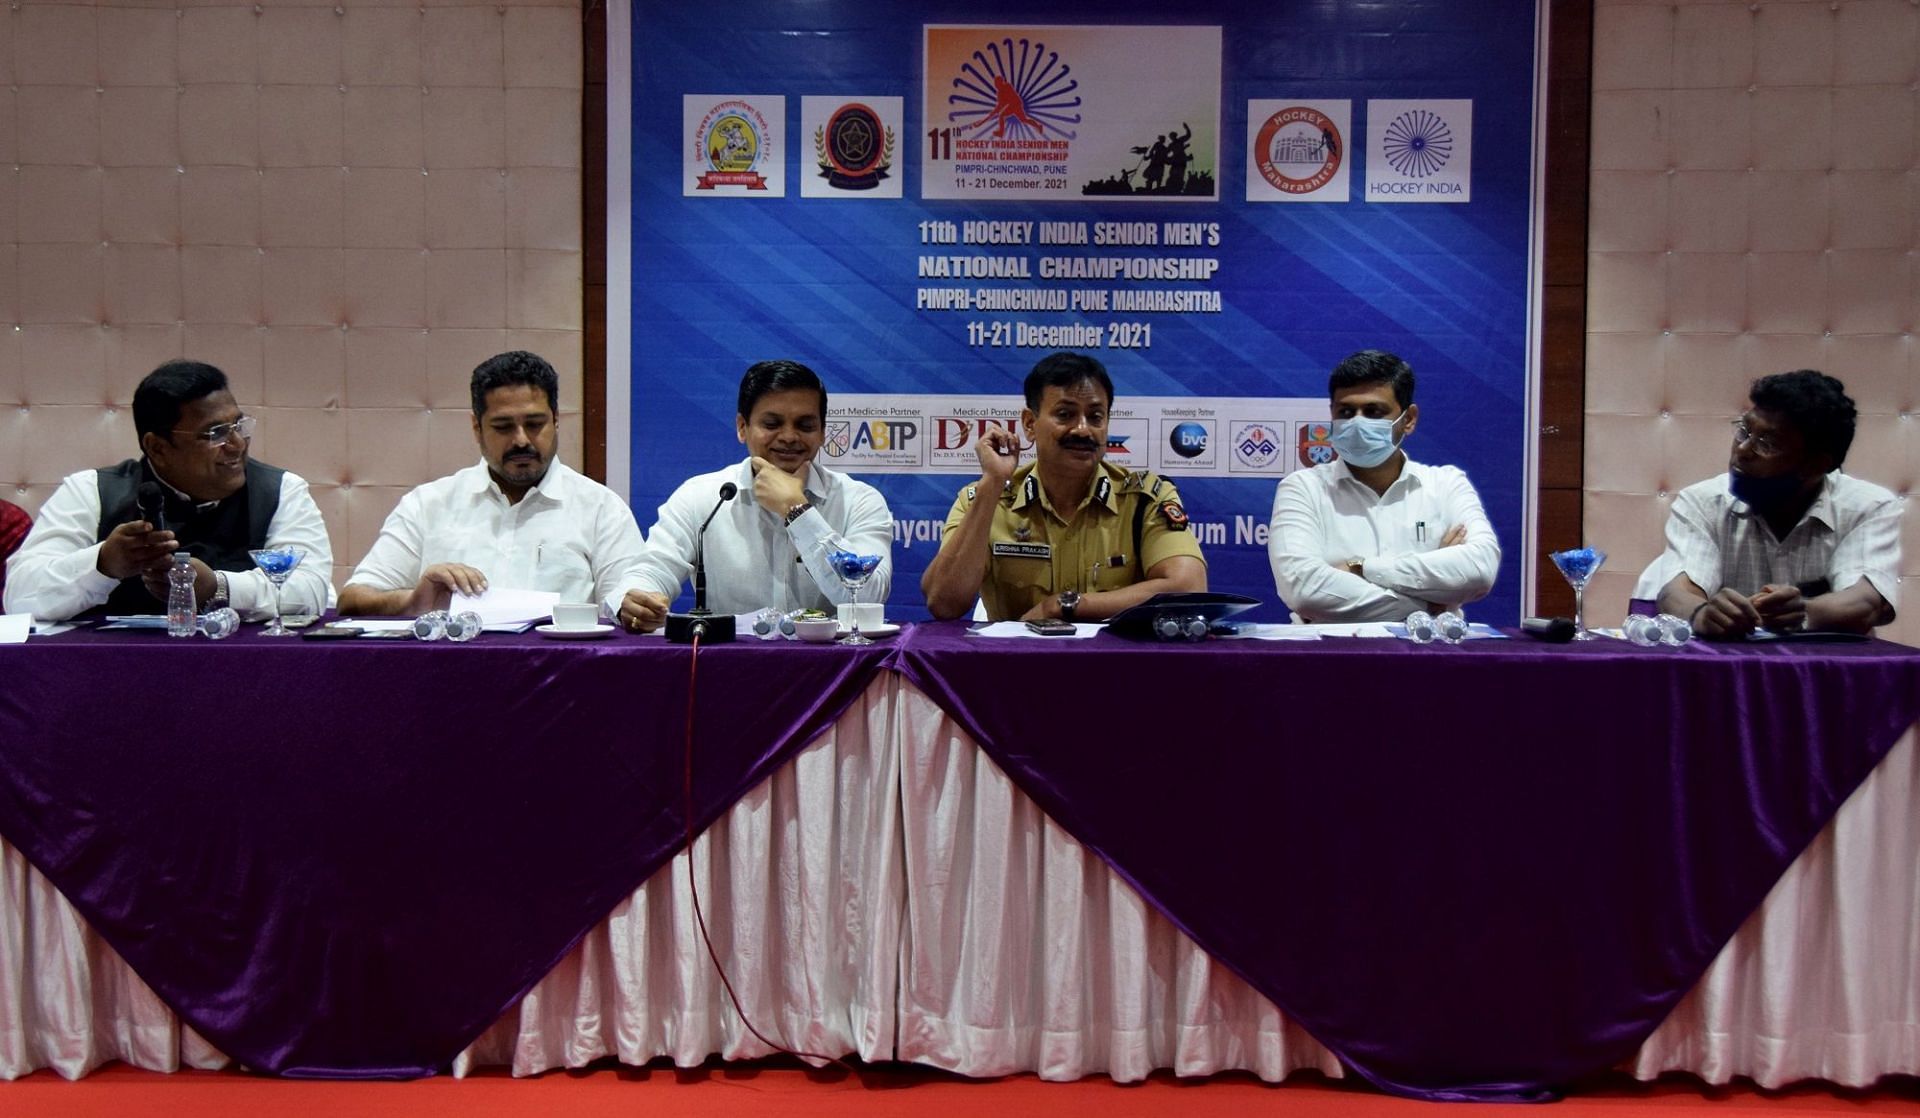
[922,352,1207,621]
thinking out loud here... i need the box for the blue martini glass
[1549,547,1607,641]
[823,547,883,645]
[247,547,305,637]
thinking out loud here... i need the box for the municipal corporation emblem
[1255,107,1341,194]
[1297,421,1337,467]
[696,102,772,190]
[815,102,894,191]
[824,421,852,458]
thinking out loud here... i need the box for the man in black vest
[3,360,334,622]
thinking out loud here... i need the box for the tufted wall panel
[0,0,584,592]
[1588,0,1917,646]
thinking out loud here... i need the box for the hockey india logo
[1255,107,1341,194]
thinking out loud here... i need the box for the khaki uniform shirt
[941,460,1206,621]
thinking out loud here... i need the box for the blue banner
[629,0,1540,622]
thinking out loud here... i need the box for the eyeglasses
[173,415,257,446]
[1729,418,1783,459]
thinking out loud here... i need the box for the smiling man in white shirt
[618,360,893,632]
[338,351,648,617]
[1268,349,1501,623]
[4,360,334,622]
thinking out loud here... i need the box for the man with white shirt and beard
[1268,349,1501,623]
[338,351,649,618]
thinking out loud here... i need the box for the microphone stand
[666,482,738,644]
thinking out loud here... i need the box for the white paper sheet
[333,619,417,633]
[1225,622,1396,639]
[0,614,29,644]
[450,588,562,627]
[968,621,1105,639]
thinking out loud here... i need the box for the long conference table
[1,622,1917,1100]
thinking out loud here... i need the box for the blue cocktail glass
[1549,547,1607,641]
[247,547,305,637]
[823,548,883,645]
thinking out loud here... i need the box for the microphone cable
[681,631,852,1071]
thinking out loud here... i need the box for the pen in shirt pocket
[1416,521,1427,545]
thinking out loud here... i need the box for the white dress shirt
[344,460,648,614]
[1631,472,1902,616]
[634,458,894,615]
[1268,456,1501,623]
[4,468,336,622]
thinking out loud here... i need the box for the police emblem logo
[824,421,852,458]
[1159,501,1189,530]
[1297,421,1337,467]
[815,103,894,191]
[1013,523,1031,542]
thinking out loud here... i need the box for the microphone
[1520,616,1576,643]
[667,482,739,644]
[136,481,168,534]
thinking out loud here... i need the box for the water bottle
[198,607,241,640]
[1434,610,1469,645]
[1404,610,1438,644]
[444,610,483,643]
[1623,614,1664,646]
[412,610,448,640]
[166,554,197,638]
[1657,613,1693,645]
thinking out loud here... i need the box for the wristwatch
[783,501,813,526]
[1057,589,1081,623]
[207,570,231,610]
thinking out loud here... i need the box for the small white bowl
[793,618,839,643]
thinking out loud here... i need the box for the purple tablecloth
[0,625,896,1077]
[892,623,1920,1100]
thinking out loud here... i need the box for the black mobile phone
[302,625,364,641]
[1026,619,1076,636]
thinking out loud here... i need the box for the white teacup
[837,602,884,630]
[550,602,600,631]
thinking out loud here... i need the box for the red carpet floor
[8,1061,1920,1118]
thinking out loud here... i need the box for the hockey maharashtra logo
[1297,421,1337,466]
[815,102,894,191]
[695,101,773,190]
[1255,106,1341,194]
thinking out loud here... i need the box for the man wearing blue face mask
[1267,350,1501,623]
[1634,371,1899,639]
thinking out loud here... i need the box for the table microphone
[1520,616,1576,643]
[136,481,168,534]
[667,482,739,644]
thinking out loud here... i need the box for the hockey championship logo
[945,36,1082,142]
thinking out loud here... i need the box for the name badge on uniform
[991,542,1052,560]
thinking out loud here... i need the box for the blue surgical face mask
[1330,413,1405,468]
[1727,470,1807,511]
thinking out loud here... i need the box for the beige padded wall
[1587,0,1917,646]
[0,0,584,592]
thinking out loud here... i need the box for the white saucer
[535,623,616,640]
[838,621,900,638]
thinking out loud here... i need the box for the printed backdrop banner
[629,1,1541,622]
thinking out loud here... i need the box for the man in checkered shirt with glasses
[1634,370,1902,641]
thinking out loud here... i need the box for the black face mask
[1727,470,1807,511]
